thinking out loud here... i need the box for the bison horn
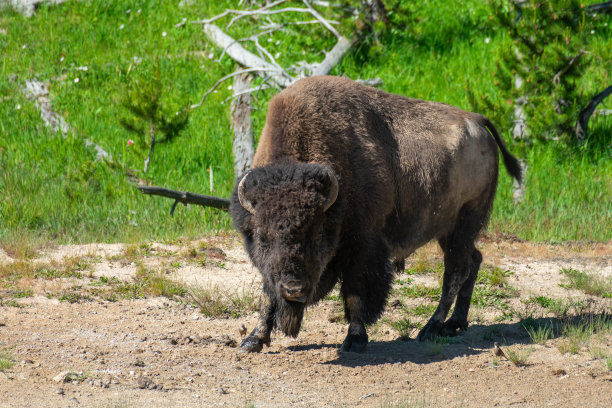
[322,169,339,212]
[238,172,256,215]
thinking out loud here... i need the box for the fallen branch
[575,84,612,140]
[137,186,230,214]
[4,0,67,17]
[586,1,612,14]
[23,79,112,162]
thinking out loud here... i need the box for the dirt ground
[0,235,611,407]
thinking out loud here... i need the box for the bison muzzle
[230,76,522,353]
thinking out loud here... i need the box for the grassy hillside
[0,0,610,244]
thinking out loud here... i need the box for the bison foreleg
[340,239,393,352]
[240,291,275,353]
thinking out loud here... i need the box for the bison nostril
[279,282,308,302]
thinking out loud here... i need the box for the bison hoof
[239,336,265,353]
[417,320,443,342]
[340,334,368,353]
[440,319,468,336]
[418,319,467,341]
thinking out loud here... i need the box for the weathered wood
[575,85,612,140]
[23,79,112,162]
[311,36,354,77]
[137,186,230,213]
[203,23,294,88]
[231,70,255,178]
[3,0,67,17]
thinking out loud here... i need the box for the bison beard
[275,295,305,338]
[230,76,523,353]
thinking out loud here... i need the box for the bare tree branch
[575,85,612,140]
[302,0,341,39]
[203,23,294,87]
[190,66,281,110]
[311,36,354,76]
[553,50,586,86]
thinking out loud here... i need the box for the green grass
[396,284,441,300]
[560,268,612,298]
[0,348,15,371]
[524,322,554,344]
[388,317,421,340]
[0,0,610,244]
[505,345,533,366]
[558,314,612,354]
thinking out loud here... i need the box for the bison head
[230,162,342,337]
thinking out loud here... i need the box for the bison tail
[483,118,524,185]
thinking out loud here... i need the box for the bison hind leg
[418,201,490,341]
[440,248,482,335]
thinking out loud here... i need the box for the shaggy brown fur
[230,76,522,353]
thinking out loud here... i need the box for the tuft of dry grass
[0,234,48,260]
[188,283,259,318]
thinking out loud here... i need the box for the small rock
[133,359,145,367]
[55,388,65,395]
[53,371,71,383]
[136,376,157,390]
[218,386,229,394]
[239,325,247,337]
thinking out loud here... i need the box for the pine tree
[488,0,594,140]
[119,64,189,173]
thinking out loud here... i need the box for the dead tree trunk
[231,69,255,178]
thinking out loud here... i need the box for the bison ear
[238,172,257,215]
[322,168,339,212]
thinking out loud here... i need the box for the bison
[230,76,522,353]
